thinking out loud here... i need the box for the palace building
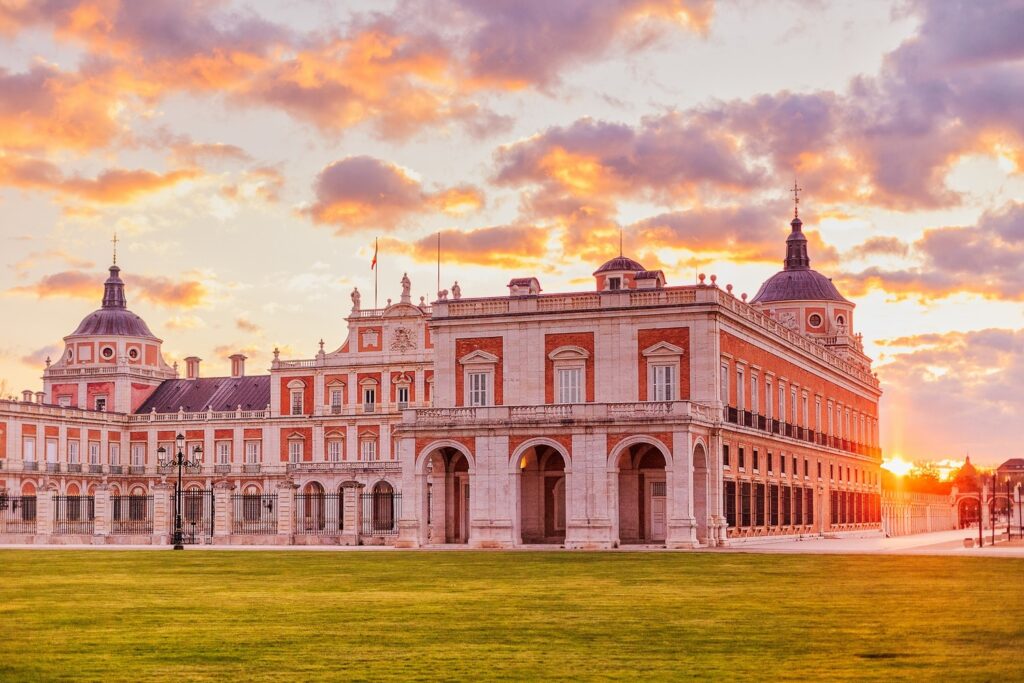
[0,212,883,548]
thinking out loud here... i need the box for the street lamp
[157,433,203,550]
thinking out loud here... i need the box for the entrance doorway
[616,442,667,544]
[424,447,471,544]
[518,444,567,544]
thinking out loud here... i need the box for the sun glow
[881,456,914,477]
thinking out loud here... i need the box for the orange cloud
[9,270,208,308]
[386,225,550,269]
[0,154,199,204]
[305,156,483,231]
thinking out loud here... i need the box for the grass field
[0,550,1022,681]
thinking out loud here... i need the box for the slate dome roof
[750,216,850,304]
[593,256,644,275]
[68,265,158,338]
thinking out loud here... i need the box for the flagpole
[436,231,441,300]
[374,237,378,310]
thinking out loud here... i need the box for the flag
[371,238,378,270]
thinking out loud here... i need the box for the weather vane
[112,231,119,265]
[790,181,802,219]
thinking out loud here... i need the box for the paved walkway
[717,528,1024,558]
[2,529,1023,556]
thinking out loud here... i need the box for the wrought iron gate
[174,489,214,544]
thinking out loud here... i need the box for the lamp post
[157,433,203,550]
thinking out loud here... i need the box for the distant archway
[517,443,567,544]
[614,441,669,544]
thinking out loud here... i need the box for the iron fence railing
[111,495,154,535]
[173,489,214,544]
[53,495,95,534]
[232,494,278,534]
[294,493,344,535]
[0,495,36,533]
[361,491,401,536]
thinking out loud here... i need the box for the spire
[111,231,119,266]
[102,264,127,309]
[783,182,810,271]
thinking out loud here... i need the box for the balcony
[109,465,123,474]
[67,463,82,473]
[127,465,146,475]
[89,464,103,474]
[46,463,61,473]
[409,401,715,427]
[242,463,261,474]
[363,403,376,414]
[215,464,231,475]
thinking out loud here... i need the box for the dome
[749,215,850,304]
[68,265,157,338]
[71,308,156,337]
[749,269,849,304]
[593,256,644,275]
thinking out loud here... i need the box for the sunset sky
[0,1,1022,467]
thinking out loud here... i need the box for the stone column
[37,488,56,541]
[213,481,234,543]
[276,481,297,542]
[340,480,364,546]
[666,430,696,549]
[152,483,172,544]
[395,434,419,548]
[93,484,111,541]
[710,428,728,546]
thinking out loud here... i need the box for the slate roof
[593,256,645,275]
[136,375,271,414]
[69,265,157,338]
[750,269,850,304]
[997,458,1024,471]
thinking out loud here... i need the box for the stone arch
[419,442,474,545]
[510,437,571,474]
[610,436,672,545]
[416,440,475,475]
[692,440,710,544]
[607,435,673,472]
[515,439,569,545]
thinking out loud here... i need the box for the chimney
[230,354,247,378]
[22,390,33,403]
[35,391,45,405]
[185,356,201,380]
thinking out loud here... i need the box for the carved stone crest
[391,326,416,352]
[778,311,798,330]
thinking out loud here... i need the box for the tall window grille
[754,483,766,527]
[232,494,277,534]
[723,481,737,528]
[0,494,37,533]
[54,495,95,534]
[294,493,344,535]
[360,489,401,536]
[111,495,154,535]
[739,482,752,527]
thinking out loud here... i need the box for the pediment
[642,341,684,357]
[459,349,499,365]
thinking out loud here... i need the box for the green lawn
[0,550,1021,681]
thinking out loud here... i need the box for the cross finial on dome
[112,231,119,266]
[790,181,802,219]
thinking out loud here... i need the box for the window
[558,367,582,404]
[792,455,798,475]
[828,402,835,435]
[779,385,786,422]
[469,372,489,407]
[791,387,798,424]
[722,444,730,468]
[217,441,230,465]
[245,441,260,464]
[396,385,410,409]
[815,398,822,433]
[767,452,773,473]
[740,482,751,527]
[750,373,758,414]
[131,444,145,466]
[328,440,343,462]
[780,453,786,474]
[809,313,823,328]
[101,346,114,359]
[290,389,304,416]
[752,449,759,472]
[330,389,343,414]
[363,386,377,412]
[736,368,745,411]
[720,364,729,403]
[754,483,766,527]
[652,365,675,402]
[68,440,79,464]
[724,481,737,528]
[89,442,100,465]
[804,458,809,478]
[109,443,120,466]
[23,437,36,462]
[360,439,377,461]
[58,396,72,407]
[128,348,139,360]
[830,463,835,480]
[608,276,621,290]
[802,395,809,427]
[288,439,302,463]
[94,396,107,412]
[738,447,745,470]
[765,379,773,420]
[817,461,822,479]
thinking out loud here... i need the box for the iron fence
[361,491,401,536]
[111,495,154,535]
[294,493,344,535]
[173,489,214,544]
[0,494,36,533]
[232,494,278,534]
[53,495,95,534]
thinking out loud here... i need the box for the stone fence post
[153,484,172,544]
[93,485,110,541]
[214,481,234,543]
[277,482,297,542]
[341,481,364,545]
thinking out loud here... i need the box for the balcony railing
[411,401,715,426]
[67,463,82,473]
[46,462,61,473]
[23,461,38,472]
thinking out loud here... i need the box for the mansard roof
[136,375,270,413]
